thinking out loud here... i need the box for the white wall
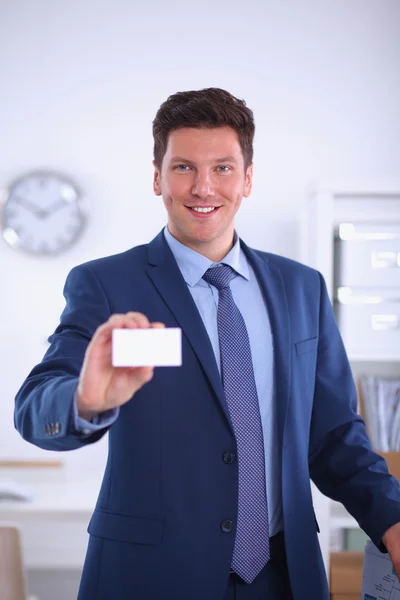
[1,0,399,475]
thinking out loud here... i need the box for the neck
[167,227,235,262]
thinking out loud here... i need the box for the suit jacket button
[223,452,236,464]
[221,520,233,533]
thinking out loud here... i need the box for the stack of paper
[359,376,400,451]
[0,479,34,501]
[362,539,400,599]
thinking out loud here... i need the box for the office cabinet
[301,182,400,577]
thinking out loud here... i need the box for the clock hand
[30,200,69,219]
[14,195,69,219]
[46,199,68,214]
[13,195,42,215]
[35,209,51,219]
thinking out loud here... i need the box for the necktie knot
[202,264,236,290]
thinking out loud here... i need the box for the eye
[217,165,231,173]
[174,164,191,171]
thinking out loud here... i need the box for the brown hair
[152,88,255,170]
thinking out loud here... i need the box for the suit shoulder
[249,249,327,308]
[252,248,320,280]
[71,244,148,278]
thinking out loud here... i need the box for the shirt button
[223,452,236,464]
[221,520,233,533]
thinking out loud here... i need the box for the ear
[153,160,162,196]
[243,163,253,198]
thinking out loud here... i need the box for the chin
[170,218,224,246]
[187,227,218,243]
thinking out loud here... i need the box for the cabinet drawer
[334,223,400,288]
[334,289,400,359]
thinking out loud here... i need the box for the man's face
[153,126,253,259]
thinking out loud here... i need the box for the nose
[191,170,215,199]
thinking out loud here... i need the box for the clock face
[1,171,87,255]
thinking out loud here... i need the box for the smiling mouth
[187,206,221,213]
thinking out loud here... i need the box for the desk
[0,469,101,570]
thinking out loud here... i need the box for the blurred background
[0,1,399,598]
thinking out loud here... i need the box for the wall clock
[1,170,87,255]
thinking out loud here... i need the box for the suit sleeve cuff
[72,391,119,435]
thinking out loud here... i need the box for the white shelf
[349,355,400,363]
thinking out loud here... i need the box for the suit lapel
[146,232,232,428]
[241,241,291,449]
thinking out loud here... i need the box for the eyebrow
[170,156,238,164]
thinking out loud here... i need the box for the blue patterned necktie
[203,264,270,584]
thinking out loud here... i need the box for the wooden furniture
[329,551,363,600]
[0,526,27,600]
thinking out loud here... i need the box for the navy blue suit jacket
[14,231,400,599]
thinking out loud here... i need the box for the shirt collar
[163,226,250,287]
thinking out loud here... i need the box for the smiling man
[14,88,400,600]
[153,125,252,261]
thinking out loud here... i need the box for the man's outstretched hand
[383,522,400,579]
[77,312,165,421]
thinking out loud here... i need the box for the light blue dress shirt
[74,226,283,535]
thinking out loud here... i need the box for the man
[14,88,400,600]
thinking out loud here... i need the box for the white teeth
[191,207,215,213]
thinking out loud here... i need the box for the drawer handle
[338,223,400,241]
[371,251,400,269]
[337,287,400,305]
[371,315,400,331]
[337,287,383,305]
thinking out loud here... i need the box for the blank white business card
[112,328,182,367]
